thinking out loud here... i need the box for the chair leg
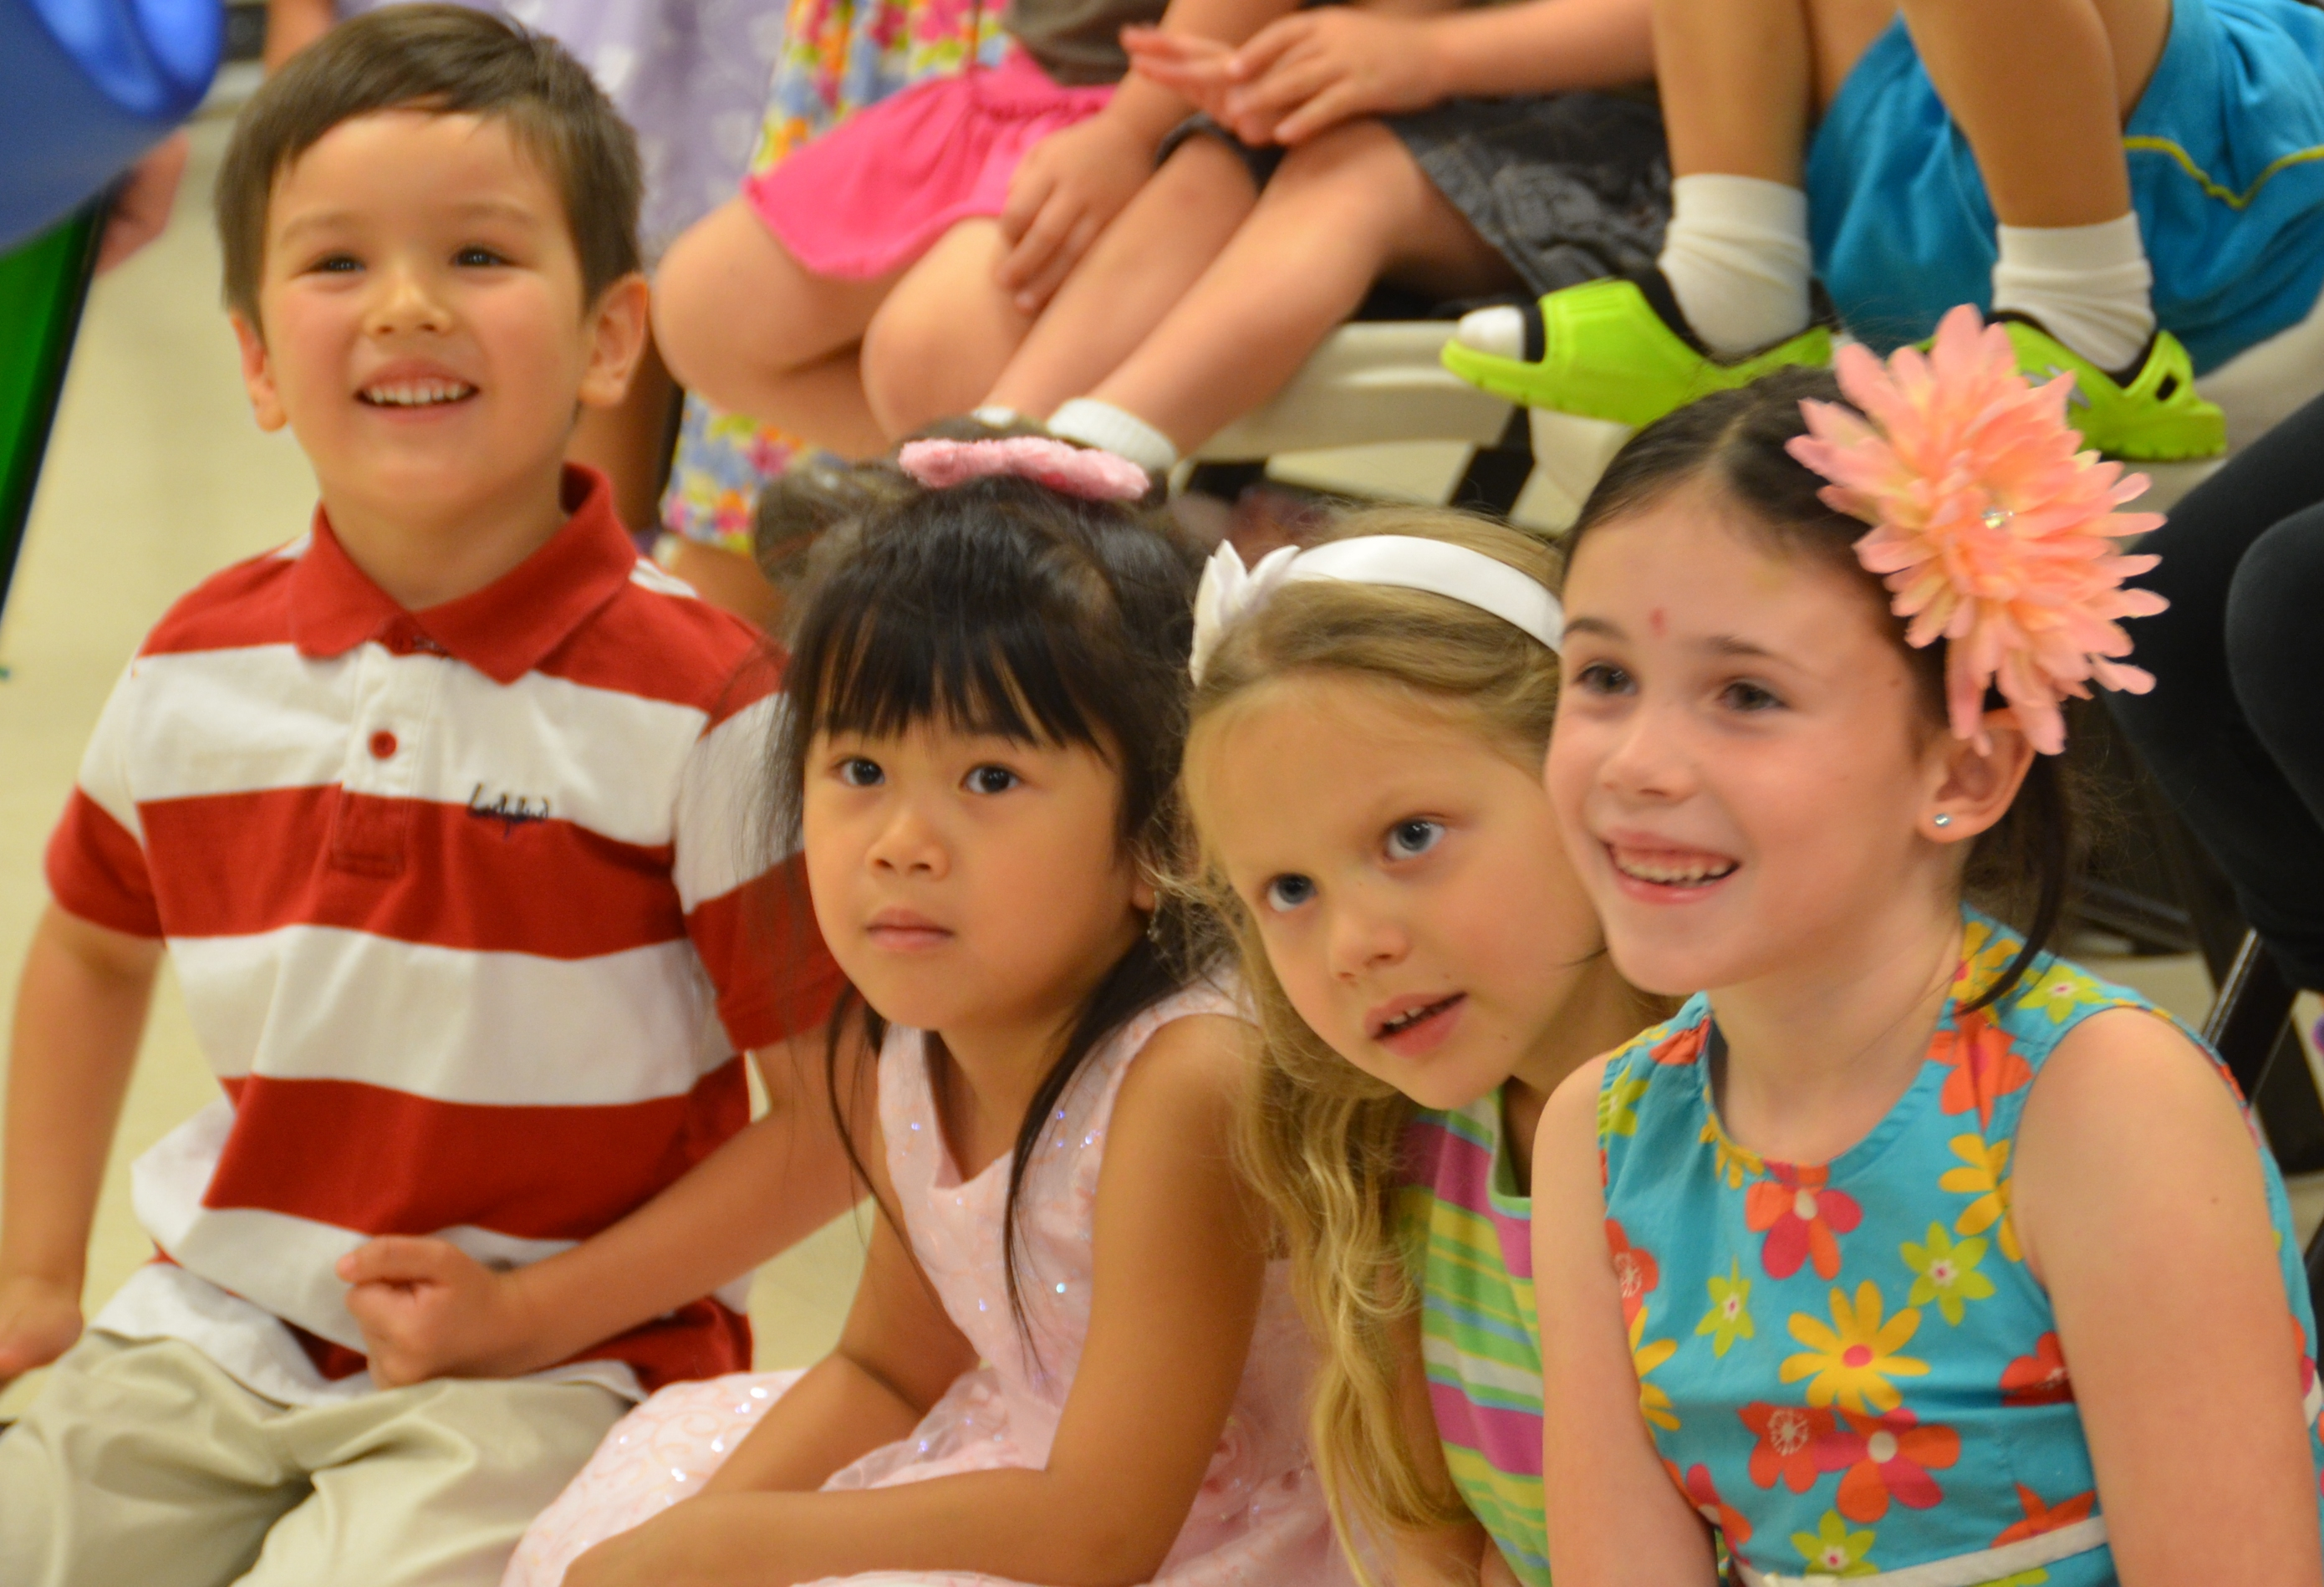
[1450,411,1535,520]
[2204,931,2301,1099]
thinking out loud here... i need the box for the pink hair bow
[895,436,1149,503]
[1786,305,2169,757]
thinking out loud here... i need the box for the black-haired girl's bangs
[789,522,1105,759]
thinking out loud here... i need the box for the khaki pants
[0,1332,627,1587]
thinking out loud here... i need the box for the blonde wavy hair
[1178,506,1644,1568]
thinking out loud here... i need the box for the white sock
[1046,399,1179,474]
[1990,213,2155,375]
[1657,174,1813,358]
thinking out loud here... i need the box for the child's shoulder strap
[1598,995,1714,1181]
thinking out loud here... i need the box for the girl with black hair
[1526,326,2324,1585]
[508,441,1350,1587]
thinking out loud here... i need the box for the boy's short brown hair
[216,3,642,328]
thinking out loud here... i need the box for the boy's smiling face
[232,109,645,540]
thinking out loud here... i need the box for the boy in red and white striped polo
[0,11,853,1585]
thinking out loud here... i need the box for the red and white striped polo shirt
[44,468,843,1403]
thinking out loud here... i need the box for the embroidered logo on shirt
[468,783,551,836]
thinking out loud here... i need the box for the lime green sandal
[1997,319,2225,462]
[1440,276,1832,430]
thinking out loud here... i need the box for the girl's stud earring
[1932,813,1954,829]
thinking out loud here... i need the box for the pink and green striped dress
[1401,1090,1549,1587]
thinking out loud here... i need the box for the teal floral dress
[1597,910,2324,1585]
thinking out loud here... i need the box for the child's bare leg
[980,140,1261,421]
[1902,0,2165,225]
[1902,0,2169,368]
[1058,121,1511,462]
[567,334,677,533]
[652,198,903,457]
[858,222,1045,440]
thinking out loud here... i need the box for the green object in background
[0,200,105,635]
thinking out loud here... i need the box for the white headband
[1189,536,1565,683]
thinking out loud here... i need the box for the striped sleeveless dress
[1402,1089,1550,1586]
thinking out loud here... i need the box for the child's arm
[1126,0,1652,149]
[262,0,333,73]
[676,1115,980,1499]
[1529,1058,1721,1587]
[567,1013,1272,1587]
[996,0,1306,309]
[2014,1011,2324,1586]
[1383,1304,1500,1585]
[0,906,162,1385]
[334,1032,870,1385]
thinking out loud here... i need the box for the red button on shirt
[369,731,398,759]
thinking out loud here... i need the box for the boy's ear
[230,311,290,433]
[577,272,652,411]
[1923,708,2036,844]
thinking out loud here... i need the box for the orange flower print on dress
[1667,1460,1754,1545]
[1930,1008,2033,1130]
[1993,1483,2096,1545]
[1998,1331,2073,1406]
[1606,1220,1661,1327]
[1740,1402,1841,1493]
[1822,1409,1961,1522]
[1652,1026,1707,1066]
[1746,1162,1863,1280]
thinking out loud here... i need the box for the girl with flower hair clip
[1177,508,1673,1585]
[1527,309,2324,1586]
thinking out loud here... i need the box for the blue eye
[1263,875,1316,913]
[965,764,1020,795]
[1384,819,1444,861]
[838,757,883,787]
[455,246,508,268]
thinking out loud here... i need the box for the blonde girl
[507,441,1351,1587]
[1177,509,1668,1586]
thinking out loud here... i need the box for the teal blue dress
[1806,0,2324,373]
[1597,910,2324,1585]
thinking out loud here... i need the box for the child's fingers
[1226,15,1313,82]
[999,193,1082,292]
[1122,26,1227,65]
[336,1233,457,1285]
[1227,53,1341,125]
[1274,80,1369,145]
[1013,212,1101,312]
[998,164,1057,247]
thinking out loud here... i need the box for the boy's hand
[996,112,1156,312]
[338,1236,546,1386]
[1132,12,1443,146]
[0,1273,83,1387]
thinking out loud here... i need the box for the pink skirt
[745,48,1117,280]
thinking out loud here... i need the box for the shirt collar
[288,467,638,685]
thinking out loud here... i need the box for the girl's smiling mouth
[1605,841,1740,898]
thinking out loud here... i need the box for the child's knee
[1266,123,1427,244]
[861,264,1022,435]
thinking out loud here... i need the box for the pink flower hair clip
[1786,304,2169,757]
[895,436,1150,503]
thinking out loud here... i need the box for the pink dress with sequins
[504,983,1351,1587]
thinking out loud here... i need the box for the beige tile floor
[2,102,2318,1423]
